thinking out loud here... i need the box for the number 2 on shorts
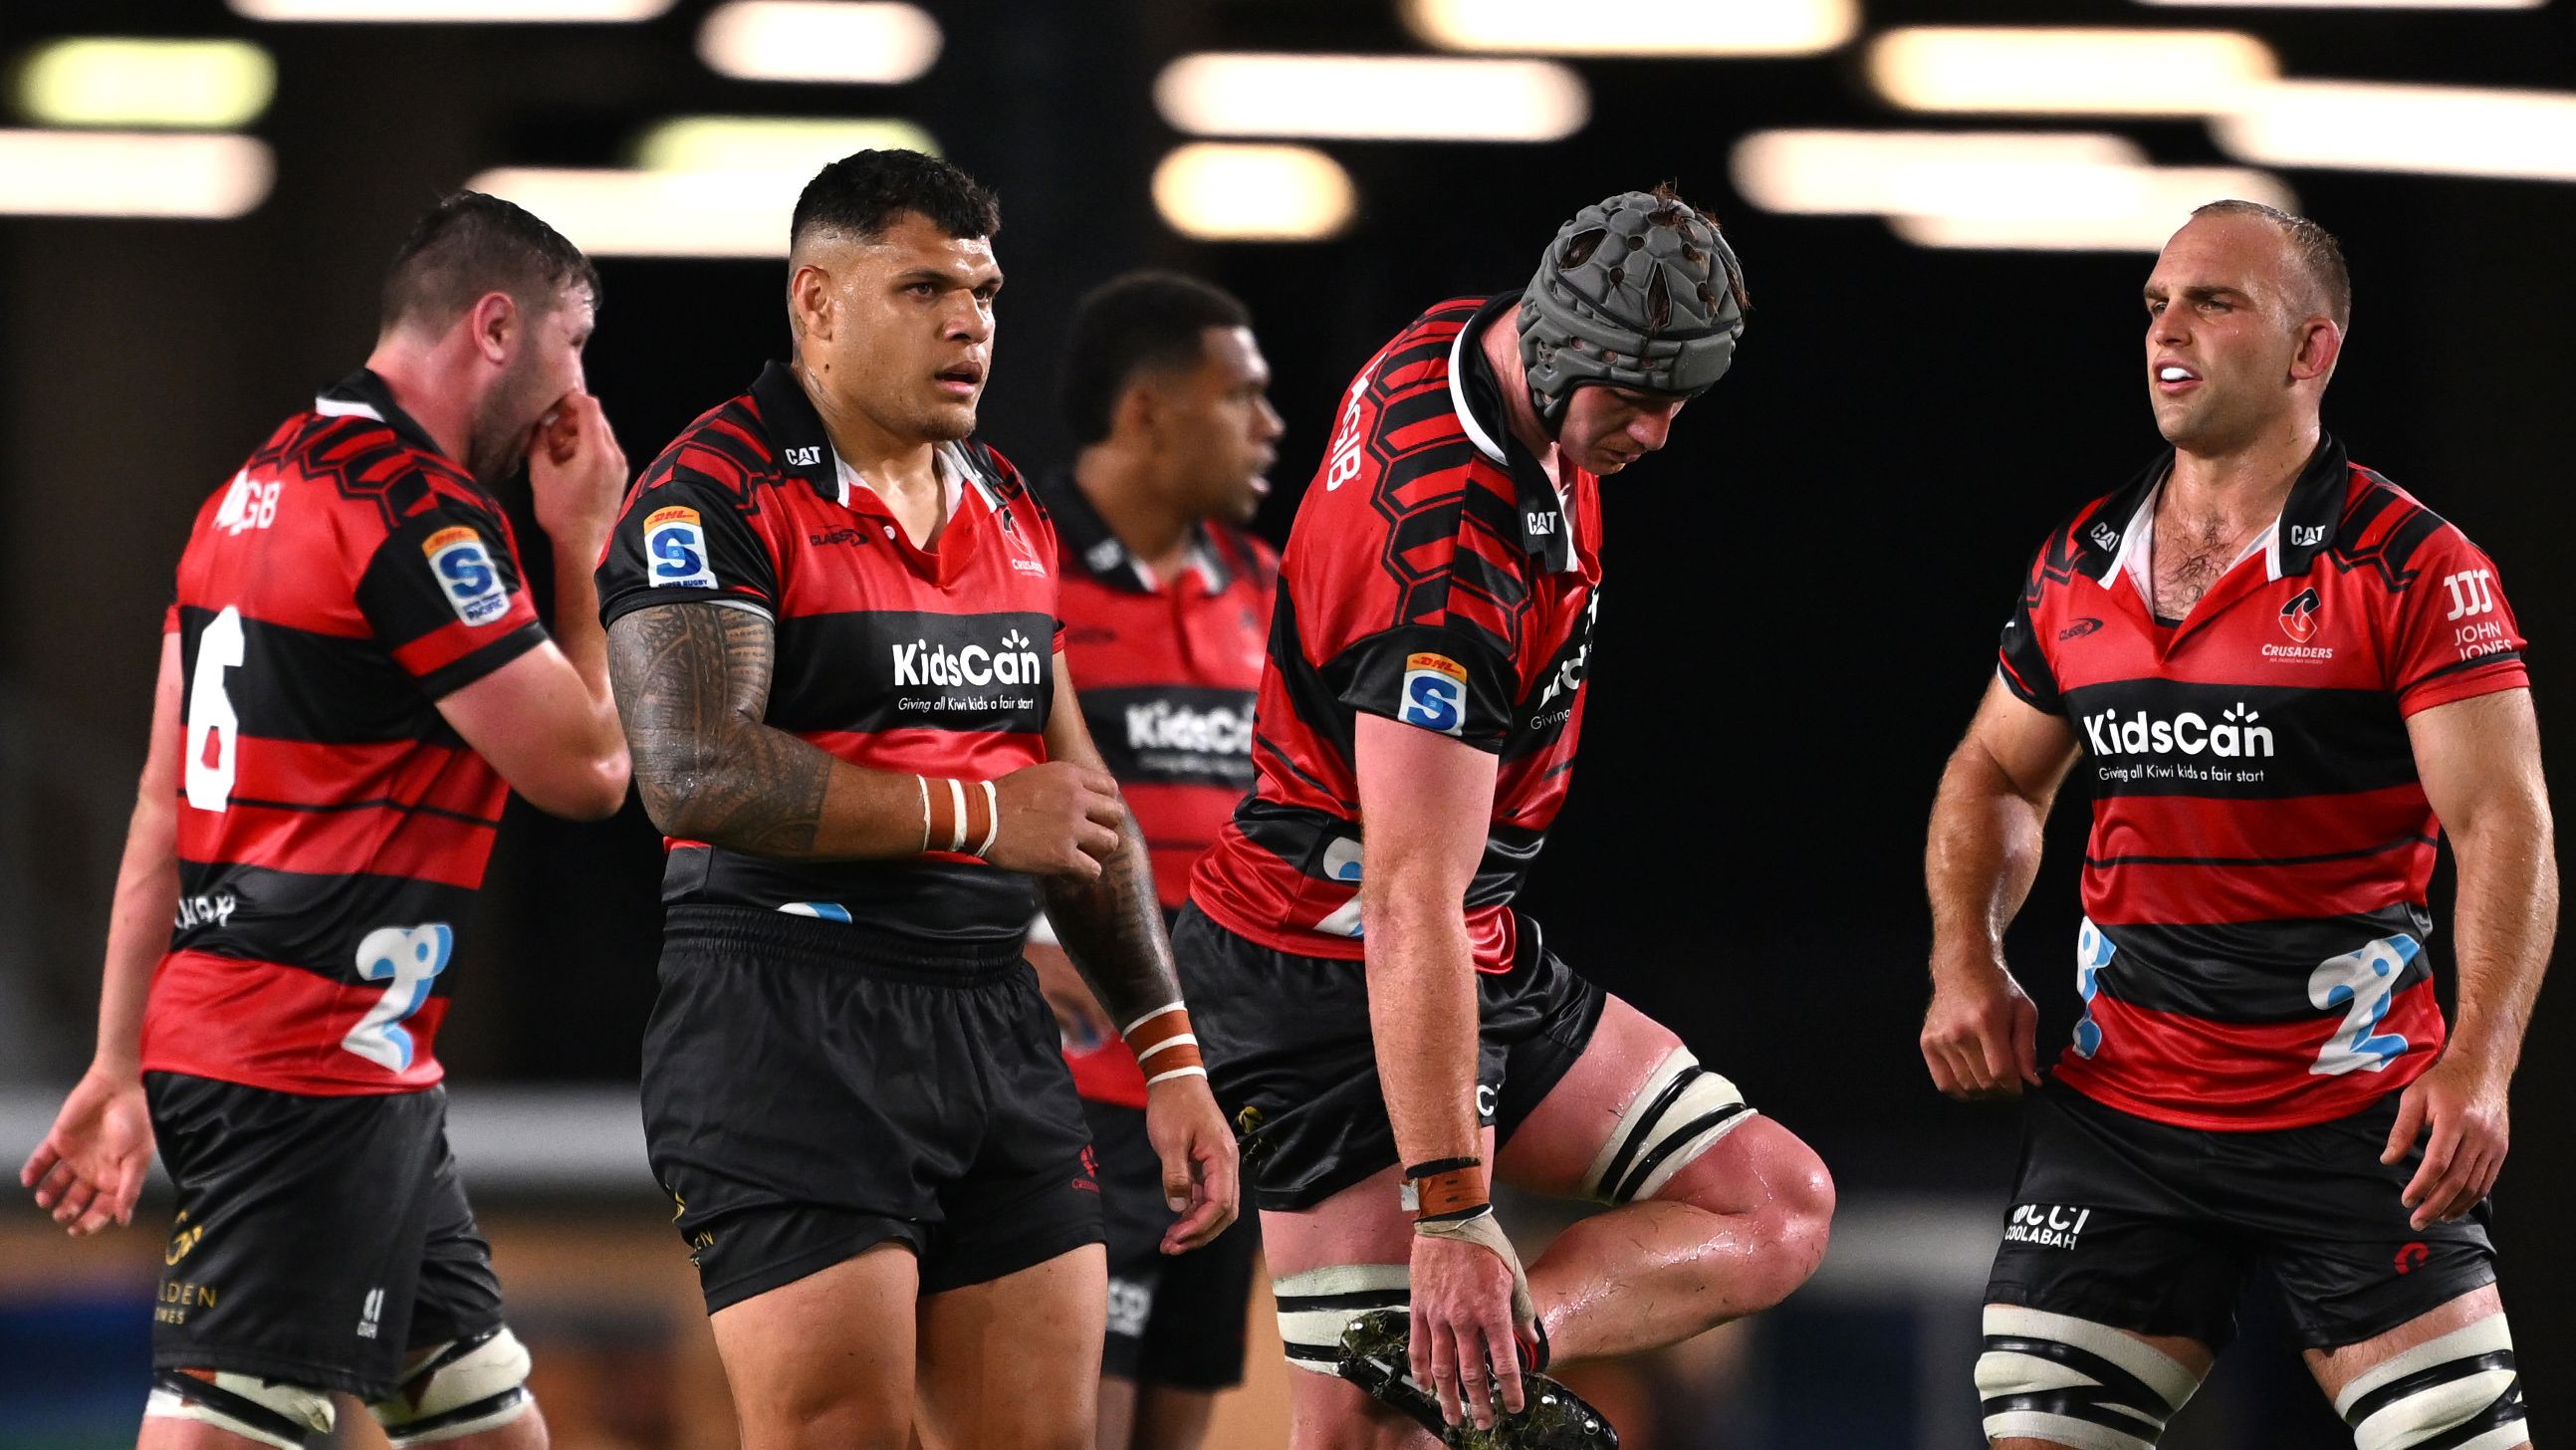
[2307,933,2418,1077]
[343,923,453,1073]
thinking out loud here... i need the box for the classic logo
[645,505,716,590]
[2279,588,2322,643]
[422,526,510,625]
[2004,1203,2092,1250]
[808,526,869,548]
[2081,703,2274,758]
[2059,617,2105,641]
[893,626,1043,687]
[1399,651,1469,735]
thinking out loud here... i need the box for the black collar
[319,368,445,459]
[2068,432,2350,583]
[1454,293,1576,574]
[1037,469,1232,594]
[748,360,840,500]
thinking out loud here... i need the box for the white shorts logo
[422,527,510,626]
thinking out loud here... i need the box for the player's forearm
[1363,888,1483,1166]
[1926,742,2050,977]
[91,798,177,1078]
[1039,812,1180,1027]
[609,602,939,859]
[546,535,623,753]
[2442,796,2557,1077]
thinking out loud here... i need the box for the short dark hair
[1059,271,1254,444]
[2192,199,2351,329]
[379,191,597,336]
[791,148,1001,251]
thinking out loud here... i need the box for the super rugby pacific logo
[1399,651,1469,736]
[2081,702,2274,759]
[422,526,510,625]
[892,627,1044,688]
[645,505,716,590]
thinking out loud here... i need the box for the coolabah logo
[893,627,1043,688]
[2004,1204,2092,1250]
[2081,702,2274,759]
[1126,700,1252,757]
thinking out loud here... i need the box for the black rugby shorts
[143,1075,506,1400]
[1987,1079,2498,1350]
[1085,1097,1261,1389]
[1175,904,1605,1212]
[643,906,1104,1313]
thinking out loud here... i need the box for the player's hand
[2383,1054,2509,1231]
[1142,1072,1238,1254]
[987,762,1124,880]
[1410,1227,1528,1431]
[1922,955,2040,1099]
[1024,940,1116,1050]
[528,390,628,553]
[20,1068,153,1237]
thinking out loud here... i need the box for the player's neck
[2164,416,2319,532]
[1073,443,1195,583]
[791,360,943,499]
[1479,303,1555,464]
[361,337,476,470]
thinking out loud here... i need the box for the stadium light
[1890,167,2298,251]
[2216,81,2576,181]
[633,117,938,173]
[14,38,276,129]
[0,129,273,217]
[1400,0,1856,57]
[1867,27,2277,117]
[1155,54,1586,142]
[468,167,791,256]
[696,2,942,85]
[1152,143,1355,242]
[1730,130,2148,216]
[229,0,671,21]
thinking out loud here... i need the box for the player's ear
[465,291,517,366]
[1115,376,1162,443]
[788,263,834,345]
[2290,317,2342,383]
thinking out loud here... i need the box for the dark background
[0,0,2567,1440]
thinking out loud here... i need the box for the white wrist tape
[1413,1206,1535,1328]
[974,778,1000,856]
[944,778,969,852]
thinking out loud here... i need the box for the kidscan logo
[1126,700,1253,756]
[2081,703,2274,759]
[892,627,1044,688]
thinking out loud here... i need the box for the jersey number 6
[183,605,247,812]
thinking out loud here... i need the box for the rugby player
[596,151,1238,1450]
[19,192,632,1450]
[1023,270,1283,1450]
[1922,202,2552,1450]
[1180,187,1835,1447]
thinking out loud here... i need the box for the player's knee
[367,1327,539,1448]
[1272,1264,1409,1378]
[2331,1315,2523,1450]
[146,1366,338,1450]
[1977,1307,2204,1450]
[1667,1119,1834,1313]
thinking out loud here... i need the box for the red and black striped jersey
[1038,471,1275,1106]
[596,362,1060,945]
[1998,435,2528,1130]
[1190,295,1601,974]
[141,368,550,1095]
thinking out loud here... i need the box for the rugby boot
[1334,1309,1618,1449]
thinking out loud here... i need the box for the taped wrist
[917,776,1000,857]
[1124,1002,1206,1085]
[1403,1158,1535,1329]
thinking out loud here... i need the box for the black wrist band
[1405,1156,1483,1179]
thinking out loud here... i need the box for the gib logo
[2081,703,2274,758]
[892,627,1043,687]
[1126,700,1253,756]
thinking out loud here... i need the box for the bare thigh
[709,1242,921,1450]
[915,1244,1107,1450]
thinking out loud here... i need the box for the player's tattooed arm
[1036,666,1183,1024]
[606,602,920,858]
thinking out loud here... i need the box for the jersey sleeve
[2391,527,2528,716]
[354,494,547,700]
[1995,543,2066,715]
[596,456,784,626]
[1319,483,1527,753]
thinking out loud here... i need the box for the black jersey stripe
[2084,835,2436,869]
